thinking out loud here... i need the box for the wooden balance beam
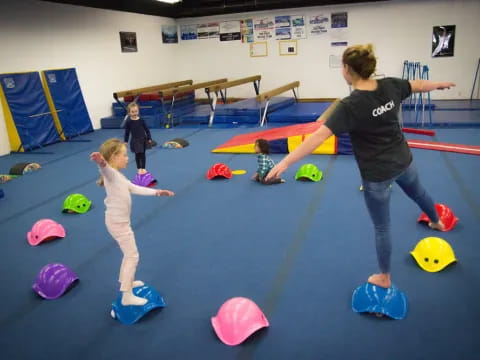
[207,75,261,93]
[113,80,193,100]
[256,81,300,102]
[159,78,227,97]
[207,75,261,127]
[257,81,300,127]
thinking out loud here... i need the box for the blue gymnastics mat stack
[101,91,196,129]
[179,97,296,126]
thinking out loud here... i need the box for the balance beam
[113,80,193,100]
[207,75,261,127]
[208,75,261,92]
[256,81,300,102]
[160,78,227,97]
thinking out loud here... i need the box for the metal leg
[470,58,480,101]
[260,100,269,127]
[208,93,218,128]
[168,95,176,128]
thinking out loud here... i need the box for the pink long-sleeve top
[100,164,157,222]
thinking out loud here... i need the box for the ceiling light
[156,0,182,4]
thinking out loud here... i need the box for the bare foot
[428,220,445,231]
[121,291,147,306]
[367,273,391,288]
[132,280,144,288]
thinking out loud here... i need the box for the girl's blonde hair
[97,138,126,186]
[127,102,138,112]
[342,43,377,79]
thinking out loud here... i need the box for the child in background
[252,139,285,185]
[90,138,174,306]
[124,102,153,175]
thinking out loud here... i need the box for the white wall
[0,0,178,156]
[176,0,480,99]
[1,0,479,156]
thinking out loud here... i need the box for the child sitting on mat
[252,139,285,185]
[124,102,153,175]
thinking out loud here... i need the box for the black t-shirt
[325,77,412,181]
[124,118,151,143]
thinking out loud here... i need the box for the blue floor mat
[268,102,333,122]
[0,126,479,360]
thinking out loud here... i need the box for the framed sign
[279,40,297,56]
[119,32,137,52]
[432,25,455,57]
[250,42,268,57]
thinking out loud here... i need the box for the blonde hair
[342,43,377,79]
[97,138,126,186]
[127,102,138,113]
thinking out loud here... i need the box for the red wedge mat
[407,139,480,155]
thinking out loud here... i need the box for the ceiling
[41,0,385,19]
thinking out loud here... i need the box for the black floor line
[236,156,336,360]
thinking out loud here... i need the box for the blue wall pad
[101,116,124,129]
[268,102,333,123]
[42,68,93,137]
[215,97,295,116]
[0,72,60,151]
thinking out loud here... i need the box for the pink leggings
[106,219,139,292]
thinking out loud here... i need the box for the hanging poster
[291,15,306,39]
[220,21,241,41]
[162,25,178,44]
[432,25,455,57]
[241,19,254,43]
[180,24,198,40]
[275,15,291,28]
[331,12,348,28]
[275,15,291,40]
[208,22,220,38]
[276,28,291,40]
[198,23,209,39]
[119,32,137,52]
[254,17,275,41]
[308,14,329,36]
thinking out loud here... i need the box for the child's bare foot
[428,220,445,231]
[367,273,391,288]
[132,280,144,288]
[121,291,147,306]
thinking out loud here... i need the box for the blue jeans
[362,161,439,273]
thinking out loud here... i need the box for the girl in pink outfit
[90,138,174,306]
